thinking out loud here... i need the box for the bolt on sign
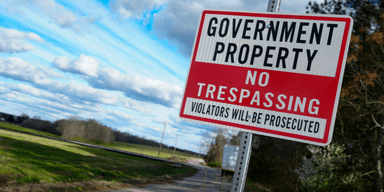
[180,10,353,146]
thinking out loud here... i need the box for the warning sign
[180,10,353,146]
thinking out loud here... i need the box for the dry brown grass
[166,155,190,163]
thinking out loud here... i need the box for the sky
[0,0,317,153]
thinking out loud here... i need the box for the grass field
[0,122,60,138]
[102,142,201,162]
[0,129,197,189]
[0,122,203,163]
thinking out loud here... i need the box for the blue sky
[0,0,314,153]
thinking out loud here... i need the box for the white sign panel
[180,10,353,146]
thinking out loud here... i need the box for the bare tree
[19,113,30,122]
[60,116,114,144]
[32,116,41,120]
[200,127,230,166]
[229,131,241,146]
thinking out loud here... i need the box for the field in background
[0,129,197,189]
[102,142,202,163]
[0,122,203,163]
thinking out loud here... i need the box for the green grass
[246,180,259,191]
[0,122,60,138]
[0,122,203,162]
[0,129,197,186]
[208,161,221,168]
[101,142,202,162]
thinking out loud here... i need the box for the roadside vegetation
[0,129,197,190]
[102,142,201,163]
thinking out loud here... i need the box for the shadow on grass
[0,135,195,186]
[68,144,196,178]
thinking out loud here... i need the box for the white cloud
[0,57,155,113]
[0,57,119,106]
[112,0,311,57]
[153,118,165,124]
[6,5,26,15]
[52,56,70,70]
[0,91,88,119]
[52,54,182,108]
[0,57,62,84]
[12,84,43,96]
[111,0,168,19]
[0,27,45,53]
[0,27,45,43]
[46,82,119,105]
[146,125,163,132]
[2,93,17,99]
[133,105,152,113]
[4,0,97,33]
[34,0,77,28]
[139,120,179,135]
[105,109,136,122]
[56,10,77,28]
[151,0,260,56]
[53,55,99,77]
[137,122,148,127]
[0,86,8,93]
[3,82,104,113]
[120,97,152,113]
[86,67,183,108]
[118,127,143,135]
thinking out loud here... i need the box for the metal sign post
[231,1,281,191]
[267,0,282,12]
[230,132,253,192]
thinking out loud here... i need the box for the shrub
[208,161,221,168]
[294,144,363,191]
[199,161,207,166]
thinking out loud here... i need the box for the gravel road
[101,160,233,192]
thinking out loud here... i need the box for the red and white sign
[180,10,353,146]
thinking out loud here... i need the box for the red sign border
[180,10,353,146]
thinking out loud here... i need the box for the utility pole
[158,121,167,158]
[173,134,179,156]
